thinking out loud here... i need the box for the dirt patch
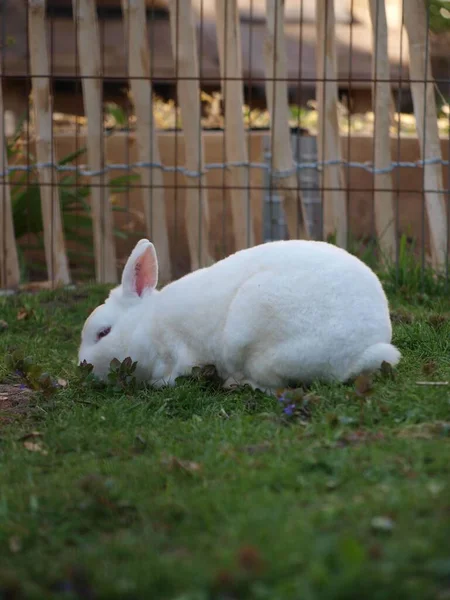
[336,430,385,447]
[0,384,34,421]
[426,314,450,329]
[390,309,415,325]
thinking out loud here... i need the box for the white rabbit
[78,238,401,394]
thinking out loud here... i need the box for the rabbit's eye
[97,327,111,341]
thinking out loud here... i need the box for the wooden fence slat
[264,0,309,240]
[121,0,172,283]
[215,0,254,251]
[167,0,212,271]
[403,0,448,269]
[315,0,347,247]
[0,78,20,289]
[73,0,117,283]
[368,0,396,263]
[28,0,71,285]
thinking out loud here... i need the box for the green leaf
[58,146,87,166]
[105,103,128,127]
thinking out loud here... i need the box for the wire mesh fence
[0,0,449,290]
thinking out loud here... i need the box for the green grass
[0,285,449,600]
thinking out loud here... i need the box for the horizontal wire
[3,183,449,194]
[2,73,450,84]
[1,157,449,179]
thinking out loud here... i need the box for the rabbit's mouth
[77,345,111,381]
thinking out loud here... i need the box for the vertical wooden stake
[28,0,70,284]
[215,0,254,250]
[403,0,448,269]
[168,0,213,270]
[264,0,309,240]
[368,0,396,263]
[121,0,172,283]
[73,0,117,283]
[0,71,20,289]
[316,0,347,247]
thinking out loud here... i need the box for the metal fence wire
[0,0,449,290]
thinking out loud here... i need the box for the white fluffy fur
[78,239,401,394]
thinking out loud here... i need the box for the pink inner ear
[134,246,157,296]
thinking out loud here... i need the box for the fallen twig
[73,399,100,407]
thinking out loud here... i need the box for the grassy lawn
[0,284,449,600]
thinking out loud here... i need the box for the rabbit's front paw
[223,375,276,396]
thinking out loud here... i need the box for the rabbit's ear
[122,239,158,297]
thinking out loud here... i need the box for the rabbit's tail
[347,343,401,380]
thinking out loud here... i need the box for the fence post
[28,0,71,285]
[72,0,117,283]
[167,0,213,271]
[0,76,20,289]
[264,0,309,240]
[121,0,172,283]
[403,0,448,269]
[368,0,396,264]
[315,0,347,247]
[215,0,254,251]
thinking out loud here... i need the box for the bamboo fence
[0,0,448,289]
[403,0,448,269]
[216,0,255,249]
[264,0,309,241]
[121,0,172,283]
[368,0,396,263]
[0,59,19,289]
[73,0,118,283]
[29,0,71,285]
[168,0,213,270]
[316,0,347,247]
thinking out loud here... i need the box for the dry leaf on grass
[0,320,8,331]
[355,374,373,397]
[9,536,22,553]
[23,441,48,455]
[422,360,437,376]
[162,456,202,474]
[368,543,383,560]
[240,441,273,455]
[16,308,34,321]
[237,545,264,574]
